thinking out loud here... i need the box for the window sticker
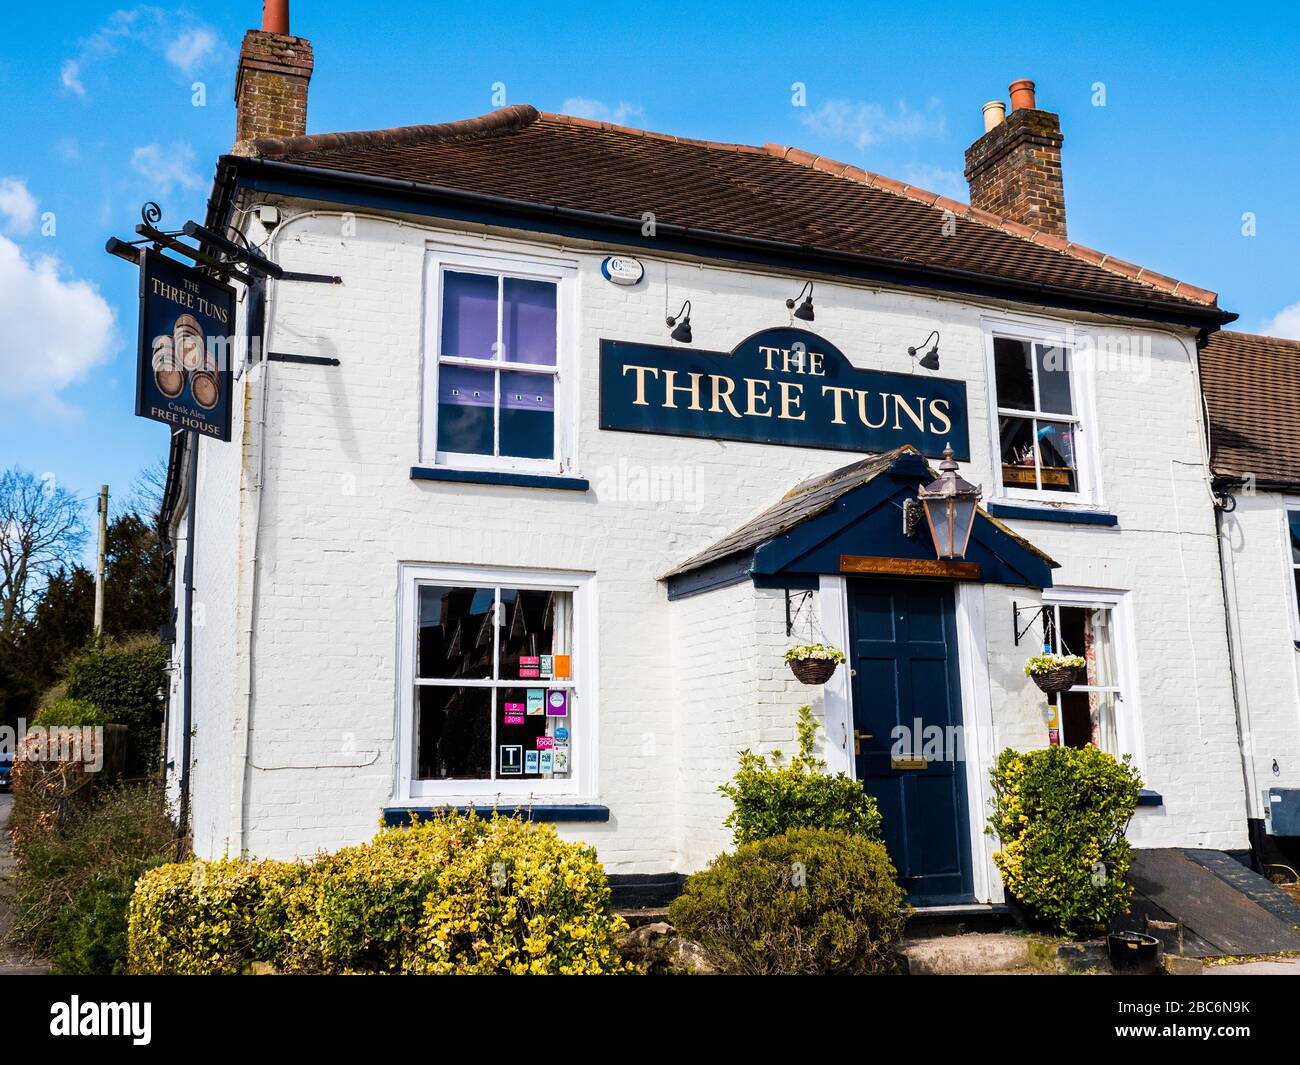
[540,655,554,679]
[553,655,571,679]
[520,655,540,678]
[525,750,540,774]
[526,689,545,715]
[546,690,569,717]
[499,745,524,775]
[552,747,570,774]
[536,735,555,750]
[503,702,525,726]
[539,751,554,774]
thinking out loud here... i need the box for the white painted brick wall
[176,203,1249,870]
[1218,492,1300,823]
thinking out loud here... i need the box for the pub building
[162,4,1256,908]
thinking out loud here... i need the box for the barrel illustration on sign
[135,249,236,442]
[599,327,969,460]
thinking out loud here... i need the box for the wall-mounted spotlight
[785,282,815,322]
[666,300,693,343]
[908,330,941,370]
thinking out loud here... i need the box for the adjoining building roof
[662,445,1056,581]
[1200,329,1300,492]
[227,105,1229,324]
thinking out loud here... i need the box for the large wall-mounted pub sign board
[599,327,969,460]
[135,249,235,442]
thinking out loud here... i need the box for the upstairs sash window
[993,336,1082,496]
[432,259,569,468]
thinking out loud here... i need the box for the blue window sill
[384,804,609,825]
[1137,789,1163,808]
[986,502,1118,527]
[411,467,589,492]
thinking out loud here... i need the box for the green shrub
[128,814,636,975]
[64,637,168,777]
[405,816,634,975]
[10,785,178,974]
[720,706,882,844]
[987,745,1142,937]
[669,827,906,974]
[34,697,105,727]
[127,858,304,975]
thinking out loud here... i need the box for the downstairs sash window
[399,566,589,800]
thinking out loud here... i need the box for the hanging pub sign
[599,327,969,460]
[135,249,235,442]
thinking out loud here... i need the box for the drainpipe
[176,431,199,858]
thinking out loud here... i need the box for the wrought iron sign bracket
[1013,601,1055,649]
[105,203,342,287]
[785,588,814,637]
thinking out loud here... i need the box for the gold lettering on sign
[623,364,660,406]
[662,369,704,411]
[778,380,806,421]
[822,385,853,425]
[709,374,742,418]
[929,398,952,436]
[892,394,926,433]
[857,390,889,430]
[744,377,773,417]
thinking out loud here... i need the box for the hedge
[63,637,168,777]
[128,814,636,975]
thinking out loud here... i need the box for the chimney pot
[965,81,1066,238]
[1008,78,1037,111]
[234,4,312,145]
[262,0,290,34]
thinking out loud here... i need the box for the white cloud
[60,7,223,97]
[165,26,218,76]
[1259,301,1300,340]
[130,142,203,193]
[60,59,86,97]
[561,97,645,126]
[0,236,115,396]
[0,178,38,235]
[899,163,967,202]
[799,97,946,151]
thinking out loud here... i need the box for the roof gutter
[209,154,1237,330]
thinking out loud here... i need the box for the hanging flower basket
[1023,653,1086,695]
[784,643,846,686]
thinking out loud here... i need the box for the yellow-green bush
[127,814,636,975]
[127,858,305,975]
[406,816,634,975]
[987,745,1142,937]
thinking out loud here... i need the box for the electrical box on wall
[1266,788,1300,836]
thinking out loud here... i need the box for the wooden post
[93,484,109,636]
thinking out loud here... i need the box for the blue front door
[848,578,974,906]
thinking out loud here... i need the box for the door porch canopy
[662,446,1057,600]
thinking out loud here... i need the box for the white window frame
[1285,501,1300,640]
[394,563,597,804]
[982,318,1100,507]
[420,245,578,475]
[1041,587,1144,771]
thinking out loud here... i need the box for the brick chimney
[234,1,313,145]
[964,80,1066,238]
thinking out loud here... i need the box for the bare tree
[0,468,87,637]
[125,456,170,521]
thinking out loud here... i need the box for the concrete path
[1205,959,1300,975]
[0,793,51,974]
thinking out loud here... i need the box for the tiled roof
[1200,330,1300,491]
[238,105,1221,315]
[661,446,1055,578]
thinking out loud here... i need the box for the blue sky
[2,1,1297,541]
